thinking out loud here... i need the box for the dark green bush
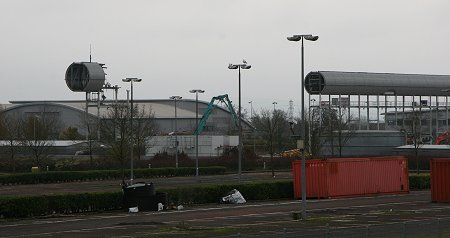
[0,167,226,185]
[0,192,123,218]
[0,180,292,219]
[409,174,430,190]
[0,174,432,219]
[161,180,294,205]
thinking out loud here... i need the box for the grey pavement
[1,191,450,237]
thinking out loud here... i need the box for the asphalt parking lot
[1,190,450,237]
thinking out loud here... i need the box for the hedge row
[0,192,123,219]
[0,174,434,219]
[0,167,226,185]
[0,180,293,219]
[409,173,431,190]
[161,180,294,205]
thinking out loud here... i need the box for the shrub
[409,173,430,190]
[0,167,226,185]
[0,192,123,218]
[161,180,293,205]
[0,180,293,219]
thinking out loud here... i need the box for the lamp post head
[189,89,205,94]
[304,35,319,41]
[170,96,182,100]
[287,35,302,41]
[122,78,142,82]
[287,34,319,42]
[228,64,239,69]
[229,63,251,70]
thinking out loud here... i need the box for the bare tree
[406,107,424,174]
[133,105,158,160]
[21,113,61,168]
[0,111,23,172]
[321,107,355,157]
[306,107,327,158]
[59,127,84,140]
[252,109,290,177]
[100,102,158,183]
[79,112,101,168]
[100,102,129,183]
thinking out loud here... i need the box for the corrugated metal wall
[293,156,409,199]
[431,159,450,202]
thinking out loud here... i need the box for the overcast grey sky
[1,0,449,115]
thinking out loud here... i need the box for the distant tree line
[0,103,158,175]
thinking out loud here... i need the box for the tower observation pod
[65,62,106,92]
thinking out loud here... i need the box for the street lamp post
[170,96,182,168]
[287,34,318,220]
[189,89,205,177]
[310,99,316,156]
[248,101,255,154]
[33,115,40,141]
[122,77,142,185]
[228,60,251,181]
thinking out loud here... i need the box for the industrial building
[3,67,450,158]
[305,71,450,156]
[0,98,251,157]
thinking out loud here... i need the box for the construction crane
[193,94,239,135]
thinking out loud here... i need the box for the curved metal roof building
[305,71,450,96]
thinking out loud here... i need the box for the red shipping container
[431,158,450,203]
[292,156,409,199]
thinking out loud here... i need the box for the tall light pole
[189,89,205,177]
[287,34,318,220]
[122,77,142,185]
[170,96,182,168]
[273,101,277,111]
[228,60,251,181]
[309,99,316,157]
[33,115,41,141]
[248,101,255,154]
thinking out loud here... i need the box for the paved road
[0,171,292,196]
[1,191,450,237]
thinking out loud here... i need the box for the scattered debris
[129,207,139,213]
[221,189,246,204]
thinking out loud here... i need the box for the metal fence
[220,217,450,238]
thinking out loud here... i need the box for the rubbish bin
[123,182,157,211]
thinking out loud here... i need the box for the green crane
[193,94,238,135]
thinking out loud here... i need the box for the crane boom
[194,94,238,135]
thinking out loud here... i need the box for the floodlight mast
[122,77,142,185]
[189,89,205,177]
[287,34,318,220]
[170,95,182,168]
[228,60,251,182]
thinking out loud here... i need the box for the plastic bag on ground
[129,207,139,213]
[221,189,246,204]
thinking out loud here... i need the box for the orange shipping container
[292,156,409,199]
[431,158,450,203]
